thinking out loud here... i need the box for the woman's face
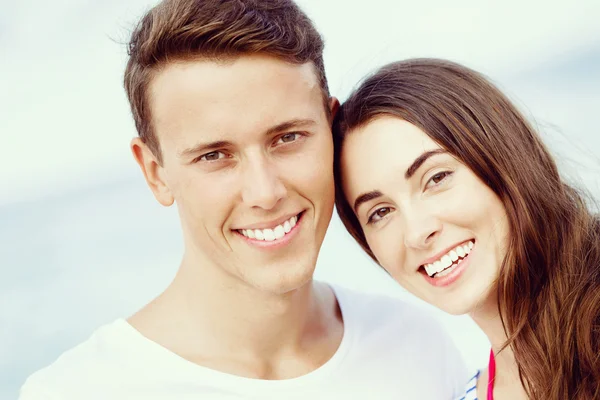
[340,116,510,315]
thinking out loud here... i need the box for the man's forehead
[149,55,321,99]
[146,57,329,157]
[152,57,321,108]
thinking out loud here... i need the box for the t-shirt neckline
[113,284,353,391]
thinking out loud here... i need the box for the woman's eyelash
[364,171,453,225]
[426,171,453,188]
[367,207,392,224]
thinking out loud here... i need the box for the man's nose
[241,156,287,210]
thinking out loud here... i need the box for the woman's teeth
[423,241,474,277]
[239,215,298,242]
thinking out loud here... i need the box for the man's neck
[127,254,344,379]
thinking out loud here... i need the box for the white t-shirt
[20,285,469,399]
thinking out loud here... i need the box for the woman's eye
[276,132,301,144]
[368,207,391,224]
[425,171,452,188]
[199,151,226,162]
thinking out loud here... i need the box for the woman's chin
[430,294,486,316]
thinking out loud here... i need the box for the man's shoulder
[331,283,442,330]
[20,319,129,399]
[331,283,460,354]
[331,283,469,397]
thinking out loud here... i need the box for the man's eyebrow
[405,149,447,179]
[179,140,232,158]
[264,118,317,136]
[178,119,316,158]
[353,190,383,213]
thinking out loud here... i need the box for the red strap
[487,349,496,400]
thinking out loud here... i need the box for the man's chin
[245,262,316,296]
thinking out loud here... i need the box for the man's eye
[368,207,391,224]
[277,132,301,144]
[199,151,226,162]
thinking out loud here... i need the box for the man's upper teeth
[424,241,474,277]
[240,215,298,241]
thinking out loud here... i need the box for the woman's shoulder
[454,370,480,400]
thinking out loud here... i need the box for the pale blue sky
[2,1,600,398]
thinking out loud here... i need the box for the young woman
[333,58,600,399]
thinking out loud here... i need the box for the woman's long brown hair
[333,58,600,399]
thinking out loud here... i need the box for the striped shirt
[455,371,479,400]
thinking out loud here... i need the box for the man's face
[138,55,335,294]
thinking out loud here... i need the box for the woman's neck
[470,296,528,399]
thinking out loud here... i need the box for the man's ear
[328,96,340,125]
[130,138,174,207]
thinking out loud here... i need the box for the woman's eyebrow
[353,190,383,213]
[405,149,446,179]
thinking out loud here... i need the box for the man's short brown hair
[124,0,329,163]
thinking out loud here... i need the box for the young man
[20,1,469,398]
